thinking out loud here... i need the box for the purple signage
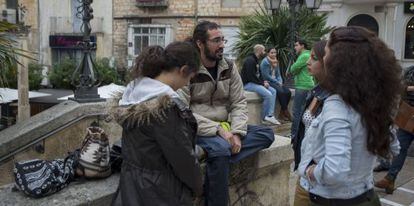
[49,35,97,49]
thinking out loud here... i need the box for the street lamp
[69,0,104,103]
[264,0,282,14]
[305,0,322,10]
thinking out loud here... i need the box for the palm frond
[234,5,333,74]
[0,21,36,87]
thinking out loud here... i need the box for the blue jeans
[291,89,309,138]
[387,129,414,180]
[197,125,274,206]
[244,83,277,119]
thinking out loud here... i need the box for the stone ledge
[0,101,108,161]
[0,135,293,206]
[245,89,295,103]
[0,174,119,206]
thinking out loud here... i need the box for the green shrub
[48,58,77,89]
[0,62,44,90]
[234,6,333,73]
[28,63,43,90]
[95,58,122,85]
[49,57,122,89]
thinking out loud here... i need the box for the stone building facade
[0,0,39,57]
[113,0,263,69]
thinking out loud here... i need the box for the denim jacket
[292,85,330,170]
[297,94,400,199]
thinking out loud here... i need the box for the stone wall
[112,0,263,68]
[0,135,294,206]
[0,101,122,186]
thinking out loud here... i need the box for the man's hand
[230,134,242,154]
[217,126,233,143]
[264,81,270,88]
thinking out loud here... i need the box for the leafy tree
[234,6,333,75]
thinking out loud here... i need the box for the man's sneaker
[263,116,281,125]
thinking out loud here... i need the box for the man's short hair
[296,39,308,49]
[253,44,265,54]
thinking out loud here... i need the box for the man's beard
[204,46,223,61]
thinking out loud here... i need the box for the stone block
[245,90,295,125]
[0,135,293,206]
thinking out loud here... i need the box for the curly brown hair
[321,26,402,158]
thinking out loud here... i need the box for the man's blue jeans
[244,83,277,119]
[197,125,274,206]
[291,89,309,138]
[387,129,414,180]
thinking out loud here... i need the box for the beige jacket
[178,59,248,137]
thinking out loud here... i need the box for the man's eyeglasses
[208,37,228,45]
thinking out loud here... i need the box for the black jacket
[112,95,203,205]
[291,85,330,170]
[241,54,263,85]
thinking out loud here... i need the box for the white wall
[38,0,113,67]
[319,0,414,68]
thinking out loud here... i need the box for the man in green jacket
[288,39,315,139]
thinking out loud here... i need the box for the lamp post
[69,0,104,103]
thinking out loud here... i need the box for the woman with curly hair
[297,26,401,206]
[292,40,328,206]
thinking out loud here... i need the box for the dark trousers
[197,125,274,206]
[269,82,292,111]
[388,129,414,180]
[291,89,309,138]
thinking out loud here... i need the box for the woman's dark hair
[322,26,402,158]
[265,46,276,53]
[131,41,200,79]
[192,21,220,43]
[312,40,327,63]
[311,40,327,82]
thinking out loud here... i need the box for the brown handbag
[394,100,414,133]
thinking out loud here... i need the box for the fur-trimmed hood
[108,77,181,128]
[109,94,175,129]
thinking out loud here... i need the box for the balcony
[50,17,104,34]
[136,0,168,8]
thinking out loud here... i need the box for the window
[6,0,18,9]
[221,26,239,60]
[347,14,379,35]
[405,17,414,59]
[222,0,241,8]
[127,24,172,67]
[133,27,166,55]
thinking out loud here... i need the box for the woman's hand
[306,164,316,182]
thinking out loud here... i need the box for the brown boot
[282,110,292,121]
[375,176,395,194]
